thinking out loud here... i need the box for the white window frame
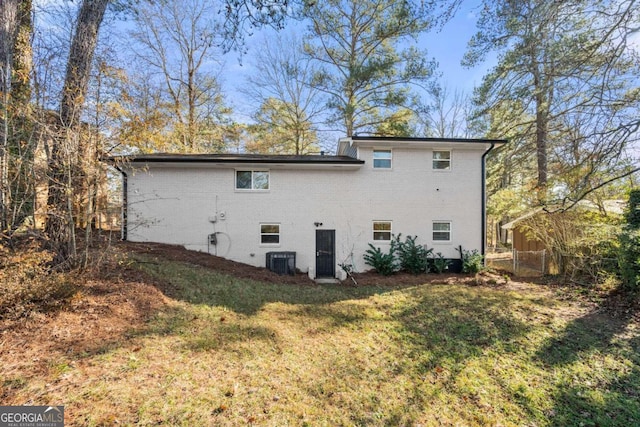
[432,221,452,242]
[236,170,270,190]
[373,150,392,169]
[372,221,392,242]
[432,150,451,170]
[260,223,280,245]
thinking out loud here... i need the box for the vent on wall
[266,252,296,275]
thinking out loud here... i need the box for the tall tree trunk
[535,101,548,189]
[11,0,31,112]
[1,0,33,234]
[60,0,109,127]
[0,0,19,232]
[10,0,35,231]
[46,0,109,265]
[530,32,551,204]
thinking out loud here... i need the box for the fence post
[513,247,517,275]
[541,249,546,275]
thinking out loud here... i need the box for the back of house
[112,136,505,279]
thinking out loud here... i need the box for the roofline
[348,136,509,144]
[105,154,365,166]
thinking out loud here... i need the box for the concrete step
[315,277,339,284]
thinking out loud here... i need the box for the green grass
[5,256,640,426]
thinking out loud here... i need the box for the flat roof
[107,153,365,165]
[349,135,508,144]
[337,136,508,155]
[106,153,365,171]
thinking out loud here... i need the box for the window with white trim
[373,150,392,169]
[260,223,280,244]
[373,221,392,241]
[236,170,269,190]
[432,150,451,170]
[432,221,451,242]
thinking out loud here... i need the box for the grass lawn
[2,255,639,426]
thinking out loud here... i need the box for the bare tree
[242,32,323,154]
[421,85,473,138]
[128,0,230,152]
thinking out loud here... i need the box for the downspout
[113,165,127,241]
[481,143,496,260]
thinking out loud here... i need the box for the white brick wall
[124,142,489,276]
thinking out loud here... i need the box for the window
[236,170,269,190]
[432,222,451,242]
[260,224,280,244]
[373,221,392,241]
[373,150,392,168]
[432,150,451,170]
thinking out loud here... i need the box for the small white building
[110,136,506,278]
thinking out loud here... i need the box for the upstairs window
[373,221,392,241]
[236,170,269,190]
[373,150,392,169]
[432,221,451,242]
[260,224,280,244]
[432,150,451,170]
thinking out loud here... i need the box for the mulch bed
[119,241,508,287]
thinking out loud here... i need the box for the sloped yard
[1,244,639,426]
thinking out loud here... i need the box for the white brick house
[110,136,506,278]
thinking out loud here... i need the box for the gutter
[481,143,496,259]
[113,165,128,241]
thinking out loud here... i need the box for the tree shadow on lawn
[295,284,545,426]
[134,256,405,316]
[535,301,640,426]
[395,285,537,367]
[131,304,283,354]
[385,284,639,426]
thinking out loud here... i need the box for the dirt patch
[0,276,170,400]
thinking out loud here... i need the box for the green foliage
[363,243,397,276]
[624,189,640,229]
[431,252,451,274]
[246,98,319,155]
[365,236,481,276]
[618,190,640,290]
[618,230,640,291]
[468,0,640,205]
[302,0,437,135]
[392,234,432,275]
[457,247,484,274]
[364,234,458,276]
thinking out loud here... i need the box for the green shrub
[457,247,484,274]
[363,243,397,276]
[618,230,640,290]
[431,252,451,274]
[392,234,432,274]
[618,189,640,290]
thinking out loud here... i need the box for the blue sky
[420,1,490,91]
[222,1,492,125]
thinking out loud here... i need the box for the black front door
[316,229,335,278]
